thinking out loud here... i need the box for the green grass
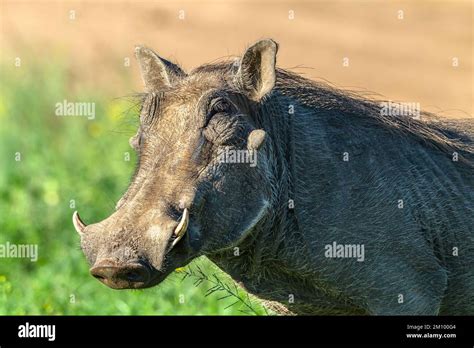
[0,62,267,315]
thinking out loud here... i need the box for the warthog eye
[208,98,233,118]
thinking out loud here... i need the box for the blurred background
[0,0,472,315]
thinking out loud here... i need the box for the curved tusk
[72,211,87,235]
[171,208,189,248]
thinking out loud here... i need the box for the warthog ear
[135,46,186,91]
[237,39,278,101]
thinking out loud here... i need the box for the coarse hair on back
[273,68,473,166]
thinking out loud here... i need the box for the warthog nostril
[90,266,118,281]
[90,261,151,288]
[92,274,105,281]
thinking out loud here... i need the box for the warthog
[73,39,474,315]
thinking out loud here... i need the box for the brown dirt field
[1,0,472,118]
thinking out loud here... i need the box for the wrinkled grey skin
[76,39,474,315]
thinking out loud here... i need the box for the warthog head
[73,39,278,289]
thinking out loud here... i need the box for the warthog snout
[90,259,152,289]
[73,208,193,290]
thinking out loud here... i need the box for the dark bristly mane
[274,68,473,162]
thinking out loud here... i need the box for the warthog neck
[207,91,351,313]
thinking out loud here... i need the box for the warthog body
[74,39,474,315]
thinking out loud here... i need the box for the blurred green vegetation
[0,62,267,315]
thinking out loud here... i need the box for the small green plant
[181,264,269,315]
